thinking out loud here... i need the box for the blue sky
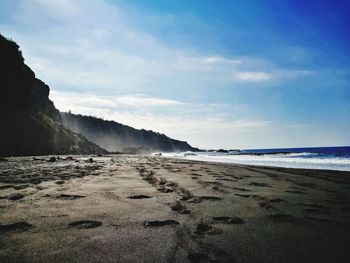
[1,0,349,149]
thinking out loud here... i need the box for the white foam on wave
[161,152,350,171]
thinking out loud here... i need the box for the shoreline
[161,153,350,172]
[1,154,350,262]
[162,154,350,173]
[3,150,350,172]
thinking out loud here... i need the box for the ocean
[162,146,350,171]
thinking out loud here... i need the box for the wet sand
[1,155,350,263]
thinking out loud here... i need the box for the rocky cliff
[0,34,106,156]
[0,33,198,156]
[61,113,198,153]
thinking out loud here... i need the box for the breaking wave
[161,147,350,171]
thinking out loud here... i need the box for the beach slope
[1,155,350,262]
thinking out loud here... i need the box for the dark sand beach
[1,155,350,263]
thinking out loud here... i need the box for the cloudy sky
[1,0,349,149]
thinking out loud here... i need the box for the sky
[0,0,349,149]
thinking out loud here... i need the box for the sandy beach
[1,155,350,263]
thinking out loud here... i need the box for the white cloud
[113,95,183,107]
[234,71,271,82]
[51,91,183,109]
[201,56,242,66]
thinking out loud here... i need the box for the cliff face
[61,113,198,153]
[0,33,198,156]
[0,34,106,156]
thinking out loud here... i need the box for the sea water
[162,146,350,171]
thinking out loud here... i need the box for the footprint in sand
[270,198,284,203]
[171,201,190,214]
[195,223,222,235]
[144,220,179,227]
[0,185,13,190]
[68,220,102,229]
[201,196,222,201]
[259,198,284,208]
[8,193,25,201]
[0,221,32,234]
[195,223,212,235]
[249,182,271,187]
[285,190,306,194]
[157,187,174,193]
[232,187,251,192]
[57,194,86,200]
[186,196,222,203]
[14,184,29,190]
[297,203,327,209]
[213,216,244,224]
[235,193,262,199]
[187,197,203,203]
[127,194,152,199]
[216,178,236,182]
[259,201,271,208]
[295,182,317,188]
